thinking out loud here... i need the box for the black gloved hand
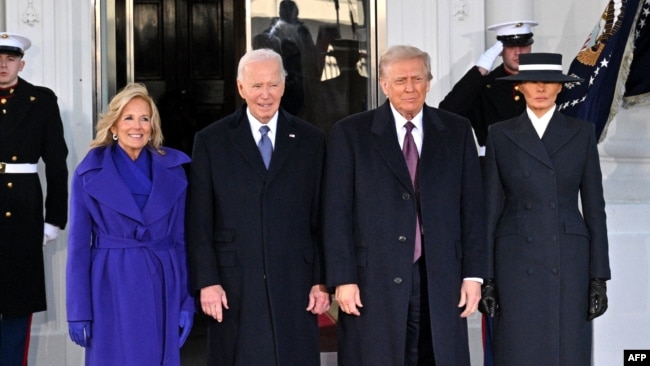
[478,279,499,317]
[587,279,608,321]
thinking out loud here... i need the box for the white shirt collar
[526,104,556,138]
[247,108,279,146]
[390,103,423,154]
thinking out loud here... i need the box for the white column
[593,105,650,365]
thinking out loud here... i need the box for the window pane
[251,0,371,136]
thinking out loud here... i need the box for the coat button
[6,182,12,188]
[523,171,531,178]
[549,202,556,208]
[398,236,407,242]
[11,156,17,161]
[5,212,11,218]
[548,170,555,176]
[525,203,532,210]
[552,268,559,275]
[526,237,533,243]
[551,235,557,241]
[526,268,534,275]
[393,277,403,284]
[402,193,411,200]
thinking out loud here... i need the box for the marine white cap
[487,20,538,46]
[0,32,31,56]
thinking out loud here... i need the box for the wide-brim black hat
[497,53,583,83]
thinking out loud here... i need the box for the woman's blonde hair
[90,83,165,154]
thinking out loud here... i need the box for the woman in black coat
[480,53,611,366]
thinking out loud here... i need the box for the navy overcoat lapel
[541,111,581,156]
[266,109,299,183]
[419,106,450,184]
[227,106,269,180]
[370,102,416,193]
[502,113,554,168]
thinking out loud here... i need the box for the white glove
[476,41,504,72]
[43,223,59,246]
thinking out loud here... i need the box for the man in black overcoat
[323,45,486,366]
[186,48,330,365]
[0,32,68,365]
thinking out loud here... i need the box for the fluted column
[485,0,534,44]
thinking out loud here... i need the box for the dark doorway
[116,0,246,156]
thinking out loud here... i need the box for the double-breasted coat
[66,146,194,366]
[439,64,526,146]
[484,111,611,366]
[186,106,326,365]
[323,101,486,366]
[0,78,68,316]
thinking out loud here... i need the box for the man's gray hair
[237,48,287,81]
[379,45,433,81]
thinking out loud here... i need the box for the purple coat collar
[75,145,189,225]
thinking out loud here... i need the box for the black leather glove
[587,279,608,320]
[478,279,499,317]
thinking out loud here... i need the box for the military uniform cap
[0,32,31,57]
[487,20,538,47]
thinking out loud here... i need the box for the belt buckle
[0,162,5,174]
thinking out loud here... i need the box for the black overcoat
[186,105,326,365]
[323,101,486,366]
[484,111,611,366]
[439,64,526,146]
[0,78,68,316]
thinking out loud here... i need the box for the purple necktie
[403,122,422,262]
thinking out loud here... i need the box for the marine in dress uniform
[0,32,68,366]
[439,20,538,150]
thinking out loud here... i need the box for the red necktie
[403,122,422,262]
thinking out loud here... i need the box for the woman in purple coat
[66,83,194,365]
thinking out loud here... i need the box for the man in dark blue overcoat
[186,48,330,366]
[323,44,486,366]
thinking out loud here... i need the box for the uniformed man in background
[439,20,538,154]
[0,32,68,365]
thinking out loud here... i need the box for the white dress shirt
[390,105,423,155]
[247,108,279,148]
[526,104,556,138]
